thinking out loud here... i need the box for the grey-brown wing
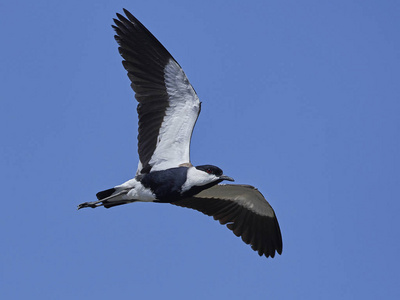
[172,184,283,258]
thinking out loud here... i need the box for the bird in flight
[78,9,283,258]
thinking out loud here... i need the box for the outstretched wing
[172,184,283,258]
[113,9,201,174]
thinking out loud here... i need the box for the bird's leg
[77,200,104,210]
[77,190,132,210]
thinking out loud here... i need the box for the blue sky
[1,0,399,299]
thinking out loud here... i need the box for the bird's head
[181,165,235,197]
[181,164,234,197]
[195,165,234,183]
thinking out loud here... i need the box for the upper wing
[172,184,283,258]
[113,9,201,174]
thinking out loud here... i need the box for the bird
[78,9,283,258]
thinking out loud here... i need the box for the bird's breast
[139,167,189,202]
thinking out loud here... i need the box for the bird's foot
[77,201,102,210]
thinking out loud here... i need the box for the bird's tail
[96,188,116,200]
[77,187,135,210]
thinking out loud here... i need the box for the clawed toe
[77,201,100,210]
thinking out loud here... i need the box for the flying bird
[78,9,283,258]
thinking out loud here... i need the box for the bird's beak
[219,175,234,182]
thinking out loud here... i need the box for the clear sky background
[1,0,399,299]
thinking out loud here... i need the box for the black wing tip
[113,18,125,30]
[113,10,133,31]
[116,12,127,22]
[115,9,140,27]
[251,236,283,258]
[122,8,136,21]
[254,245,282,258]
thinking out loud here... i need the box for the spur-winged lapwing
[78,9,283,258]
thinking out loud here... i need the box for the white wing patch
[147,59,200,171]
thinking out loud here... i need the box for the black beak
[219,175,234,182]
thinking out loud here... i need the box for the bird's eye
[206,169,212,174]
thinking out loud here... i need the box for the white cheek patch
[181,167,219,192]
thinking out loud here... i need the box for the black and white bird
[78,9,283,258]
